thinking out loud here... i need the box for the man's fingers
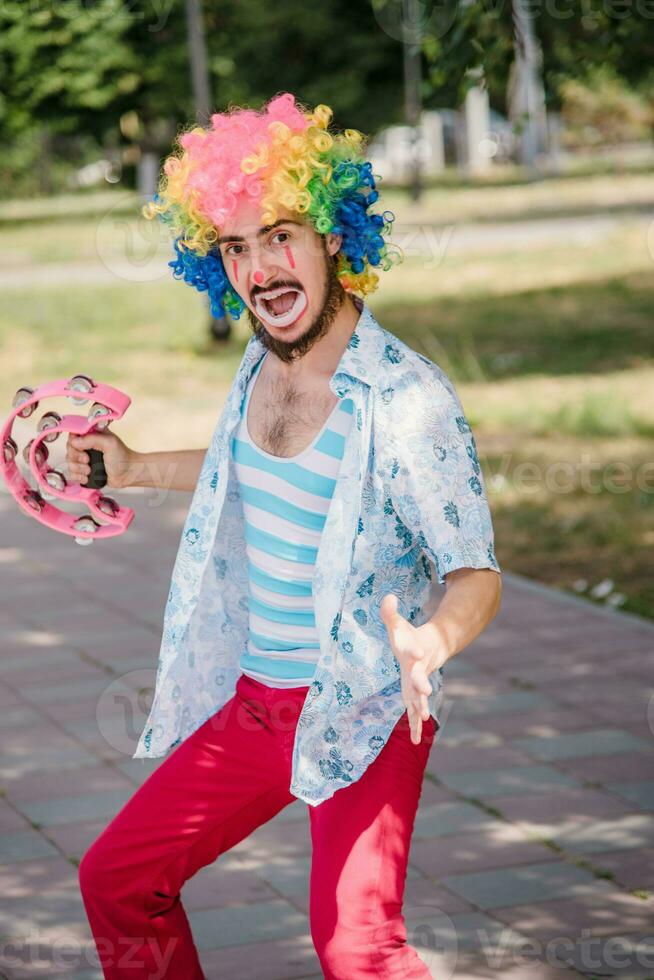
[410,660,432,698]
[380,593,404,628]
[408,705,422,745]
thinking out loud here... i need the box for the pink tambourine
[0,374,135,545]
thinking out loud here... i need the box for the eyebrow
[217,218,303,246]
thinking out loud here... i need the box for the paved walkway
[0,487,652,979]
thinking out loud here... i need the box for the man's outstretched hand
[380,593,446,745]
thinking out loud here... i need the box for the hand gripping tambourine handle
[86,448,108,489]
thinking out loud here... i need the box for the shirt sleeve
[385,369,501,587]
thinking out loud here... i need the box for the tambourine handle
[86,448,108,489]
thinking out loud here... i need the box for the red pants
[79,673,437,979]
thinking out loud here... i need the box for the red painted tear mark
[231,260,239,282]
[284,245,296,269]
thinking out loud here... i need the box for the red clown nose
[253,271,264,284]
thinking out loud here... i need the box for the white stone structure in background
[462,84,492,176]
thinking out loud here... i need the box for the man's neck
[270,294,362,386]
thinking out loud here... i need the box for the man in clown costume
[70,92,502,978]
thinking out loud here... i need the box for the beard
[246,248,345,364]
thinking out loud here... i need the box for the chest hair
[248,372,338,458]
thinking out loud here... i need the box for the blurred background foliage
[1,0,654,196]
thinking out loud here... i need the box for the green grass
[380,271,654,384]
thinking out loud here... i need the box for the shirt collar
[238,296,382,394]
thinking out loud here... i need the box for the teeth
[258,286,298,301]
[254,288,308,328]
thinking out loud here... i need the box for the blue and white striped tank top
[231,351,354,688]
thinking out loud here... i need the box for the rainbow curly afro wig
[143,92,403,319]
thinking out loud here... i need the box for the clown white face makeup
[252,284,309,329]
[218,198,347,363]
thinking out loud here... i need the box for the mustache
[251,280,304,301]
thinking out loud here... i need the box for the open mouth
[253,287,308,328]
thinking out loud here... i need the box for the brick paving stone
[15,676,127,706]
[40,820,109,861]
[409,830,559,879]
[3,660,108,688]
[605,780,654,811]
[407,907,532,955]
[489,787,637,824]
[418,779,460,806]
[1,647,81,673]
[16,789,132,828]
[0,856,80,899]
[474,706,604,738]
[555,752,654,784]
[436,764,582,797]
[112,757,162,786]
[0,681,24,707]
[2,723,88,754]
[5,763,133,805]
[546,813,654,854]
[428,948,587,978]
[3,493,653,974]
[0,703,44,729]
[188,898,309,950]
[590,845,654,891]
[449,691,558,719]
[0,941,99,979]
[555,934,654,980]
[403,877,478,916]
[492,885,654,940]
[0,830,59,863]
[430,720,504,748]
[440,860,610,910]
[37,698,106,725]
[440,676,518,698]
[0,800,32,833]
[181,858,279,911]
[585,711,654,743]
[513,729,651,761]
[413,801,504,839]
[198,934,320,980]
[0,744,99,782]
[233,814,312,856]
[428,744,537,774]
[249,853,312,898]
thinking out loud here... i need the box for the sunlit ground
[1,177,653,619]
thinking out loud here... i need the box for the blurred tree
[0,1,138,140]
[2,0,652,196]
[413,0,654,118]
[560,65,653,147]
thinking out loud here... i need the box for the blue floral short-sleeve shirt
[133,298,501,805]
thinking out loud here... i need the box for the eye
[271,230,291,245]
[223,243,246,257]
